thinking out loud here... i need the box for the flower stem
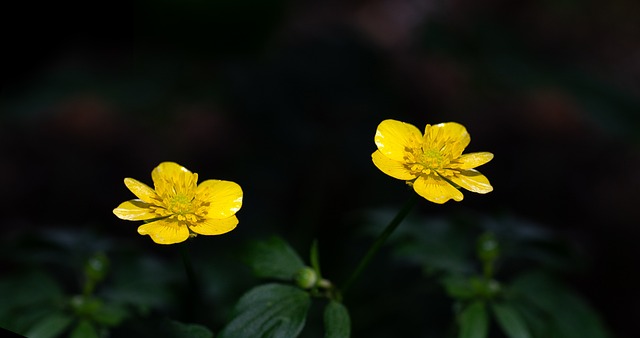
[341,193,418,296]
[180,244,198,290]
[180,243,201,319]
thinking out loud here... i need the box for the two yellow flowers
[114,119,493,244]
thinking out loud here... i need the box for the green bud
[84,253,109,282]
[476,232,499,264]
[294,267,318,289]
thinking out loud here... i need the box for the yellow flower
[372,119,493,204]
[113,162,243,244]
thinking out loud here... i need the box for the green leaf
[458,301,488,338]
[69,320,99,338]
[324,301,350,338]
[165,319,214,338]
[491,303,531,338]
[442,275,476,300]
[91,302,129,327]
[243,237,306,281]
[0,271,63,334]
[219,283,311,338]
[24,312,73,338]
[0,271,63,319]
[510,271,611,338]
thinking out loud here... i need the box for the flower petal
[413,175,464,204]
[374,119,423,162]
[424,122,470,159]
[137,218,190,245]
[113,200,158,220]
[196,180,243,218]
[189,216,238,236]
[124,178,160,204]
[372,150,417,180]
[450,152,494,169]
[448,169,493,194]
[151,162,198,198]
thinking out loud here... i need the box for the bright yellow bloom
[372,119,493,204]
[113,162,243,245]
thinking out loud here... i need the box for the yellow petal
[196,180,243,218]
[113,200,158,220]
[189,216,238,235]
[374,119,423,162]
[124,178,160,204]
[450,152,494,169]
[448,169,493,194]
[413,175,463,204]
[151,162,198,198]
[372,150,417,180]
[137,218,190,245]
[424,122,470,159]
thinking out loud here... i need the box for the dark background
[2,0,639,336]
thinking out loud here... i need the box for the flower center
[168,194,194,215]
[405,148,457,176]
[419,149,444,170]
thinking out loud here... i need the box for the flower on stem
[372,119,493,204]
[113,162,243,244]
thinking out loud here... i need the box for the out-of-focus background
[2,0,639,337]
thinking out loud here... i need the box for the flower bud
[85,253,109,282]
[294,267,318,289]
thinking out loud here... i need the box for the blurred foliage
[358,209,611,338]
[0,211,616,337]
[2,0,639,337]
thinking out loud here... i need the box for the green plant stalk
[82,279,96,297]
[180,243,202,320]
[483,260,494,279]
[180,244,198,291]
[341,193,418,296]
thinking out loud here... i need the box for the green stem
[180,244,198,291]
[341,193,418,296]
[180,243,201,320]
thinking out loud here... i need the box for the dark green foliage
[164,319,214,338]
[23,312,74,338]
[508,272,611,338]
[458,301,488,338]
[324,301,350,338]
[219,284,311,338]
[491,303,531,338]
[242,237,306,281]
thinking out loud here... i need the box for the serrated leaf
[165,319,214,338]
[491,303,531,338]
[243,237,306,281]
[324,301,350,338]
[24,312,73,338]
[219,283,311,338]
[458,301,488,338]
[70,320,99,338]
